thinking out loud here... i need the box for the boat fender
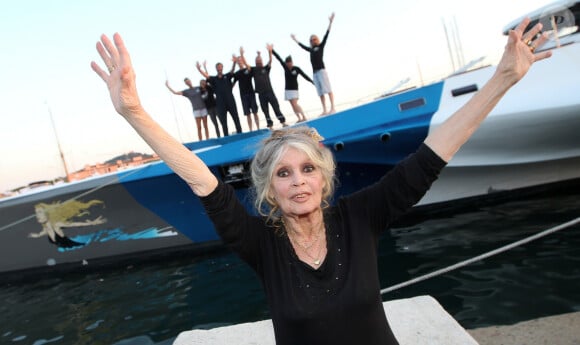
[334,142,344,151]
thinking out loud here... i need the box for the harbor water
[1,183,579,345]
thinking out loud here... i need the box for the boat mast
[46,103,71,182]
[442,16,466,74]
[442,18,456,72]
[164,70,185,143]
[451,16,465,68]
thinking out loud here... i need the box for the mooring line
[381,216,580,295]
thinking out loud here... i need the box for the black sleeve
[199,181,263,267]
[298,42,311,52]
[320,29,330,47]
[339,144,446,233]
[296,67,314,84]
[272,49,287,70]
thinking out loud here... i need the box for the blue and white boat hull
[2,1,580,275]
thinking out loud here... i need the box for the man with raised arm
[240,45,287,129]
[291,12,336,115]
[196,58,242,136]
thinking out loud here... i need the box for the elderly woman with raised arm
[91,17,550,345]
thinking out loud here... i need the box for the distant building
[0,191,14,198]
[68,151,159,182]
[1,152,159,199]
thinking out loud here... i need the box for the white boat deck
[173,295,479,344]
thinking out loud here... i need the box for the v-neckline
[285,227,329,271]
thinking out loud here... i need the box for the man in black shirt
[233,50,260,131]
[200,79,221,138]
[292,12,336,115]
[196,59,243,136]
[240,46,287,129]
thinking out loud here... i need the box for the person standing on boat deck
[91,18,550,345]
[291,12,336,115]
[196,59,243,136]
[271,46,313,123]
[233,49,260,131]
[200,79,221,138]
[165,78,210,141]
[240,45,288,130]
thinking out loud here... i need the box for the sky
[0,0,552,192]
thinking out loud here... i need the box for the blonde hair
[250,126,336,228]
[35,199,103,224]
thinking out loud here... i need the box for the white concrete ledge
[173,295,479,345]
[468,311,580,345]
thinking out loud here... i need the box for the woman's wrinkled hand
[90,33,143,118]
[496,17,552,86]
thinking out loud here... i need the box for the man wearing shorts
[291,12,336,115]
[240,46,287,129]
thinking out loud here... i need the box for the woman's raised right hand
[91,33,144,118]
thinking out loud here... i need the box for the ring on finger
[107,65,116,73]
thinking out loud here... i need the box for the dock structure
[173,295,479,344]
[468,311,580,345]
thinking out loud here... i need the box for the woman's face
[270,147,325,217]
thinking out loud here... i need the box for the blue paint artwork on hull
[59,226,179,252]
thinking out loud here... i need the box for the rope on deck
[381,216,580,295]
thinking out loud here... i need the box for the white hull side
[422,41,580,205]
[420,156,580,205]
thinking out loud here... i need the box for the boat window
[503,3,580,39]
[398,98,426,111]
[451,84,478,97]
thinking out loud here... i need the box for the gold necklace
[293,227,322,250]
[287,226,326,266]
[300,238,325,266]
